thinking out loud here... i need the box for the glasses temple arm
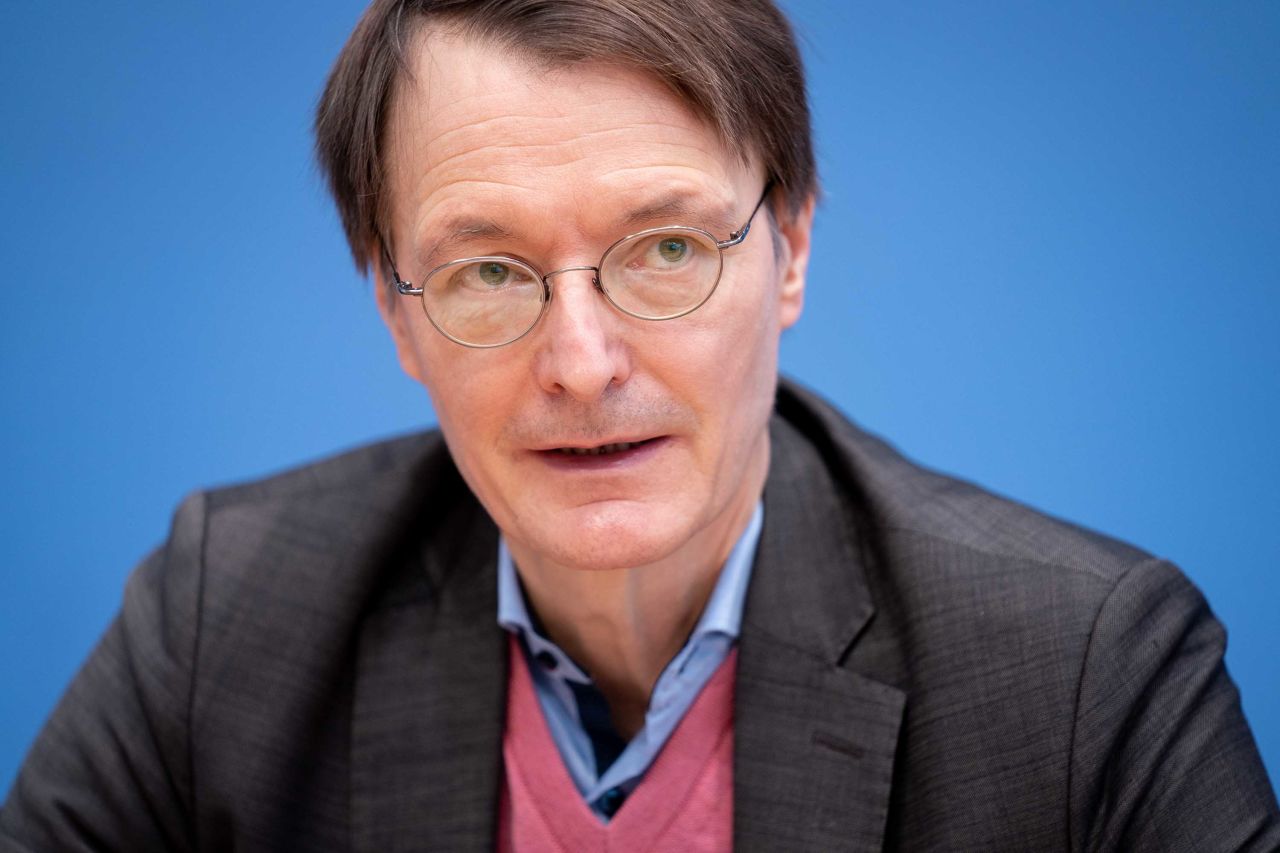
[719,178,776,248]
[380,239,423,296]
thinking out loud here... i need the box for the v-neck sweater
[497,636,736,852]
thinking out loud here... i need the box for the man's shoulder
[775,376,1154,590]
[770,376,1181,676]
[201,428,450,513]
[155,427,483,628]
[770,380,1208,761]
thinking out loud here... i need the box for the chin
[527,502,695,571]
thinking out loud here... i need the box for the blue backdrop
[2,2,1276,794]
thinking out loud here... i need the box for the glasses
[383,183,774,348]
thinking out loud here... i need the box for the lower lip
[534,436,670,472]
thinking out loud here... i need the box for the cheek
[690,275,782,373]
[654,280,782,432]
[409,339,517,467]
[430,372,512,441]
[424,370,522,520]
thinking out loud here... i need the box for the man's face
[377,30,812,572]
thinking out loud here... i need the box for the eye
[656,237,688,263]
[437,259,537,296]
[627,234,697,271]
[478,262,510,286]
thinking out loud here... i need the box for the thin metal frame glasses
[383,183,774,348]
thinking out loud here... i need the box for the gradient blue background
[2,2,1276,795]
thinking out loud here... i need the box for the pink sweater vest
[497,636,737,852]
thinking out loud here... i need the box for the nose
[532,267,632,401]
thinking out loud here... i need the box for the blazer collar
[733,410,906,851]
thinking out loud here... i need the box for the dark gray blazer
[3,380,1277,851]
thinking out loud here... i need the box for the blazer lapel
[734,414,906,852]
[350,496,506,853]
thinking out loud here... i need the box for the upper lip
[530,434,664,452]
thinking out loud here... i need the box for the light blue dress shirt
[497,501,763,821]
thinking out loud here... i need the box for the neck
[507,441,768,738]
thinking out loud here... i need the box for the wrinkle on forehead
[405,149,735,250]
[384,29,744,214]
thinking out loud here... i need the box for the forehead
[383,28,754,251]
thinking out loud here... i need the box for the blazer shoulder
[164,427,485,650]
[200,428,450,512]
[775,377,1154,587]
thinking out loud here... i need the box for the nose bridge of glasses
[542,264,602,291]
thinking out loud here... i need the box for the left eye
[656,238,688,263]
[477,262,510,286]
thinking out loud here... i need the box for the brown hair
[314,0,816,275]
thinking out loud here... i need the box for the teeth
[556,441,639,456]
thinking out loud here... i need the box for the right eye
[443,260,536,293]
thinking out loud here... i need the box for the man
[2,0,1277,850]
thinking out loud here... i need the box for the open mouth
[552,439,655,456]
[539,436,666,464]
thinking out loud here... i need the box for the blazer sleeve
[0,493,204,853]
[1069,558,1280,852]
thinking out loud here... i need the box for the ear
[371,243,428,385]
[774,192,815,330]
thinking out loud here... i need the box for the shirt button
[534,650,558,671]
[598,787,626,818]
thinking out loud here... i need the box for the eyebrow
[618,192,737,233]
[416,218,515,269]
[414,192,738,268]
